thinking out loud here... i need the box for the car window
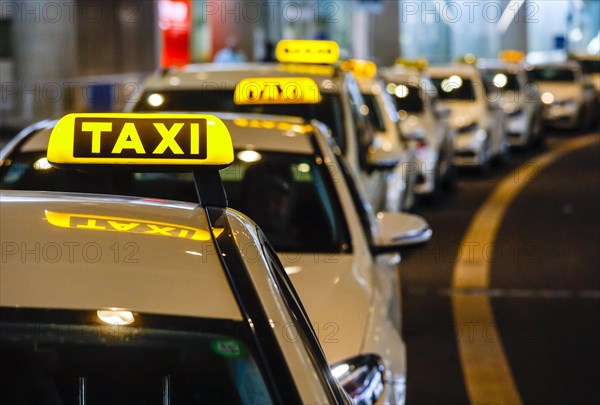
[220,152,350,252]
[387,83,424,113]
[1,134,350,254]
[578,60,600,74]
[332,152,377,247]
[345,79,374,170]
[431,77,476,101]
[362,93,386,132]
[480,70,521,91]
[0,309,274,404]
[529,68,576,82]
[136,89,347,153]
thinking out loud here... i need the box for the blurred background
[1,0,599,134]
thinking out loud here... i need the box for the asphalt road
[402,129,600,405]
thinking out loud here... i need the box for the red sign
[159,0,191,67]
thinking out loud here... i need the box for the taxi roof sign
[275,40,340,65]
[340,59,377,79]
[499,50,525,63]
[457,53,477,65]
[395,58,428,71]
[47,113,234,170]
[47,113,234,207]
[234,78,321,105]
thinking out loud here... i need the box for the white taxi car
[428,64,508,171]
[132,40,404,213]
[528,61,597,130]
[0,113,362,404]
[341,59,417,211]
[381,62,456,199]
[1,111,434,404]
[571,53,600,126]
[572,53,600,101]
[478,53,545,147]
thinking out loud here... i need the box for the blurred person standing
[213,35,247,63]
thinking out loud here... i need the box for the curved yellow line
[452,134,600,405]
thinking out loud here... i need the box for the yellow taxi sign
[340,59,377,79]
[234,78,321,105]
[47,113,234,169]
[457,53,477,65]
[275,40,340,64]
[499,50,525,63]
[395,58,428,71]
[45,211,224,241]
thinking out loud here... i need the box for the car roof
[427,64,479,78]
[570,53,600,61]
[143,62,345,93]
[477,61,523,75]
[380,66,423,85]
[531,61,580,70]
[0,190,244,321]
[219,112,316,154]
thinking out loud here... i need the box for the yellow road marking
[452,134,600,405]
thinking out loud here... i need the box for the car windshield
[361,94,386,132]
[529,67,576,82]
[480,70,520,91]
[431,77,476,100]
[1,130,349,253]
[387,83,424,113]
[0,309,273,404]
[135,89,346,152]
[578,60,600,74]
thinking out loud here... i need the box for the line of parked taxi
[0,40,598,404]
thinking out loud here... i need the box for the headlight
[457,123,478,134]
[541,92,555,105]
[331,354,385,405]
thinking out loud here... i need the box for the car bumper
[542,104,579,129]
[452,131,486,167]
[506,112,530,146]
[413,149,437,195]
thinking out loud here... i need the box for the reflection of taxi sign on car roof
[47,113,234,169]
[278,63,336,77]
[340,59,377,79]
[275,39,340,64]
[45,211,224,240]
[233,78,322,105]
[395,58,428,71]
[499,50,525,63]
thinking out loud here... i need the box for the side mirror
[331,354,385,405]
[372,211,432,254]
[367,147,401,171]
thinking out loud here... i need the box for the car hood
[278,253,372,364]
[439,101,482,129]
[536,82,580,101]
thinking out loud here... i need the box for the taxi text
[73,117,208,159]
